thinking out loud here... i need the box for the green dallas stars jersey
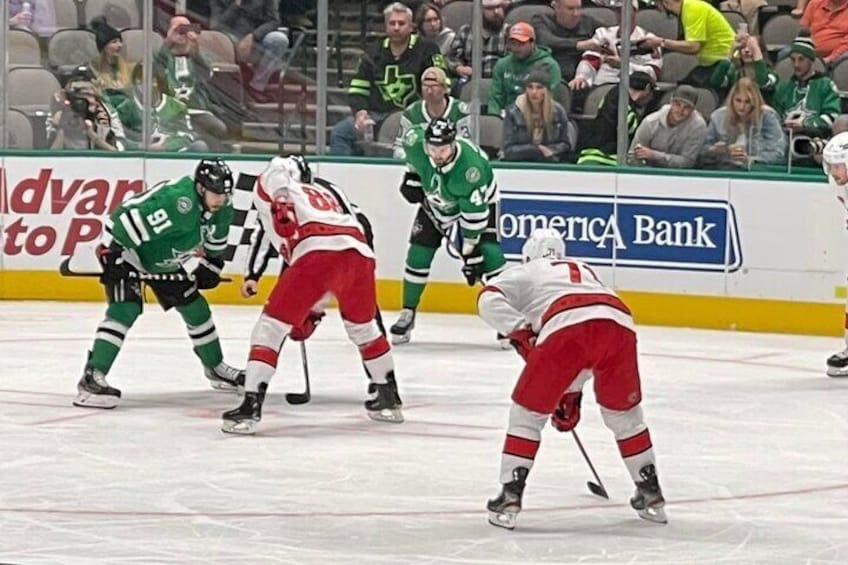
[107,176,233,274]
[403,125,498,245]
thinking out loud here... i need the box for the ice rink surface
[1,301,847,565]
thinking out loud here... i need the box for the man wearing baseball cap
[627,84,707,168]
[488,21,562,116]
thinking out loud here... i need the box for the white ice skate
[826,347,848,377]
[73,365,121,409]
[389,309,415,345]
[205,362,245,391]
[630,464,667,524]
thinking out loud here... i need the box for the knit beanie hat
[524,65,550,87]
[789,35,816,60]
[90,16,122,52]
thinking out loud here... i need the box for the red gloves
[507,326,536,360]
[289,311,325,341]
[551,391,583,432]
[271,197,298,238]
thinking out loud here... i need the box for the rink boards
[0,154,842,336]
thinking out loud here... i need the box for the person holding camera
[47,73,126,152]
[568,2,662,92]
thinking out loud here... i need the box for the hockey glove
[507,325,537,361]
[195,256,225,289]
[271,197,298,238]
[97,243,132,284]
[461,247,485,286]
[399,171,424,204]
[289,311,325,341]
[551,391,583,432]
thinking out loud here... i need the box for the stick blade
[285,392,311,405]
[587,481,609,499]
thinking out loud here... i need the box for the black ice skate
[389,308,415,345]
[487,467,529,530]
[365,372,404,423]
[630,464,667,524]
[221,383,266,435]
[826,347,848,377]
[204,362,245,391]
[73,364,121,409]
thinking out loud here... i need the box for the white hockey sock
[601,405,656,483]
[499,403,547,483]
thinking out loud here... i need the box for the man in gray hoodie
[627,85,707,168]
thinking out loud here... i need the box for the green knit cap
[789,36,816,60]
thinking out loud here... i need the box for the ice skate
[630,464,667,524]
[365,372,404,423]
[487,467,529,530]
[221,384,266,435]
[73,364,121,409]
[204,361,245,391]
[826,347,848,377]
[497,333,511,350]
[390,308,415,345]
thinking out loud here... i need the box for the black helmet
[195,158,234,194]
[425,118,457,146]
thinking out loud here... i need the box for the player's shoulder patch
[403,127,420,147]
[176,196,193,215]
[465,166,481,184]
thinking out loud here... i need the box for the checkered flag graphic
[222,172,281,275]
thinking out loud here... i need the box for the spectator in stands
[330,2,443,156]
[568,3,663,92]
[447,0,509,81]
[488,22,562,116]
[627,84,707,168]
[773,36,842,136]
[116,64,208,153]
[640,0,735,88]
[502,67,573,162]
[532,0,602,82]
[577,70,659,165]
[416,3,455,55]
[9,0,56,37]
[89,17,133,109]
[800,0,848,64]
[154,16,229,145]
[710,33,778,102]
[701,77,785,169]
[210,0,289,102]
[47,72,126,152]
[394,66,471,158]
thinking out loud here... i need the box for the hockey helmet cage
[823,132,848,176]
[425,118,457,146]
[522,228,566,263]
[195,158,234,194]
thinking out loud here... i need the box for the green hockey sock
[481,240,507,280]
[402,243,438,309]
[176,297,223,368]
[89,302,142,374]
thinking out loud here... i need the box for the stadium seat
[572,83,615,120]
[460,78,493,109]
[121,29,164,64]
[7,67,61,115]
[53,0,81,30]
[582,7,618,27]
[377,110,403,145]
[84,0,141,29]
[47,29,99,74]
[830,58,848,94]
[636,9,679,39]
[9,29,42,66]
[478,114,503,158]
[505,4,553,26]
[657,51,699,88]
[4,109,34,149]
[441,1,472,33]
[721,10,747,31]
[761,14,800,52]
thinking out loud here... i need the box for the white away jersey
[478,258,635,344]
[575,25,662,87]
[254,160,373,265]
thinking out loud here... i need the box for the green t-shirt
[108,176,233,274]
[403,125,498,244]
[681,0,735,66]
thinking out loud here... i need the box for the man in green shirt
[391,118,507,344]
[74,159,244,409]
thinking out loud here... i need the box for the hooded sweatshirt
[487,45,562,116]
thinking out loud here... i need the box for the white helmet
[270,154,313,184]
[522,228,566,263]
[822,132,848,179]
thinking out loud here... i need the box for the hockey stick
[571,430,609,499]
[285,341,311,405]
[59,257,232,282]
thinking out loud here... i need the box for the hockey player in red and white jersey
[823,132,848,377]
[477,228,666,529]
[221,156,402,434]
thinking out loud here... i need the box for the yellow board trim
[1,271,842,337]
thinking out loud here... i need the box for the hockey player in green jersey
[73,159,245,409]
[390,118,507,344]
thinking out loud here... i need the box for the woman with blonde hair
[502,67,572,162]
[89,17,133,108]
[701,77,785,168]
